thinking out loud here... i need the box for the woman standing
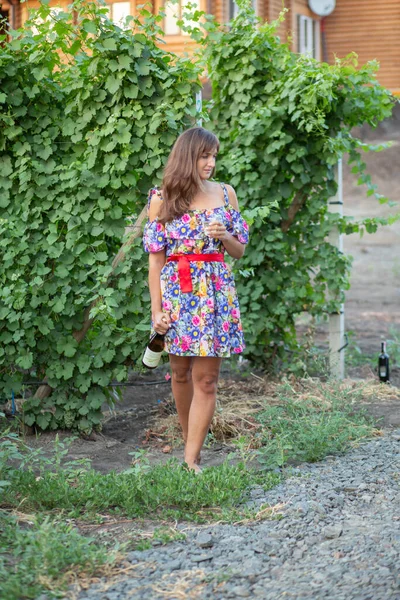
[143,127,249,472]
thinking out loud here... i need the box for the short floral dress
[143,183,250,357]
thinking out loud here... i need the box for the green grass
[2,459,280,520]
[0,512,114,600]
[0,370,382,600]
[0,433,279,521]
[255,379,377,468]
[0,432,280,599]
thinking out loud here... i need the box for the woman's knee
[194,372,219,396]
[171,365,192,384]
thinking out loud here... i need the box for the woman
[143,127,249,472]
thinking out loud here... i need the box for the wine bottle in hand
[142,333,165,369]
[378,341,390,383]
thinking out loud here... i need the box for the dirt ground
[4,107,400,474]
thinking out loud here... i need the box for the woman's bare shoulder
[224,184,239,210]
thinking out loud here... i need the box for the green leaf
[118,54,132,69]
[136,59,151,76]
[91,225,104,236]
[105,75,120,94]
[36,413,52,430]
[63,344,77,358]
[77,355,93,374]
[53,298,66,313]
[16,352,33,369]
[82,19,97,34]
[0,157,12,177]
[103,38,118,51]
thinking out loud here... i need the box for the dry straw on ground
[149,375,397,449]
[151,569,207,599]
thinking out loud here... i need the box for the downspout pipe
[9,0,18,30]
[321,16,328,62]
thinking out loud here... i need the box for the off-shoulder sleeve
[229,208,250,244]
[142,188,166,253]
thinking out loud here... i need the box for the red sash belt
[167,253,225,293]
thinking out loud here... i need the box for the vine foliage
[0,0,202,431]
[0,0,397,432]
[197,3,397,369]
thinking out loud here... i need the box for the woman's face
[197,148,217,180]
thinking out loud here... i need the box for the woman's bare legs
[184,357,222,471]
[169,354,194,446]
[169,355,222,471]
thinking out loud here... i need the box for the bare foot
[185,462,202,474]
[184,443,201,465]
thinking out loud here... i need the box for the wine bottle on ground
[142,333,165,369]
[378,341,390,383]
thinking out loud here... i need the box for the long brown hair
[158,127,220,224]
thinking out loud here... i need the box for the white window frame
[163,0,201,36]
[297,14,320,60]
[106,2,132,28]
[228,0,258,20]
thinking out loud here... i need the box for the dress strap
[220,183,230,207]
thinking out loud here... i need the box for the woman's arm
[149,251,165,319]
[148,191,170,335]
[219,231,246,260]
[206,185,246,259]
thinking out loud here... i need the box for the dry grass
[149,375,397,450]
[152,374,276,449]
[234,502,286,525]
[151,569,207,599]
[67,560,151,600]
[74,563,208,600]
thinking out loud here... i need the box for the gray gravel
[72,429,400,599]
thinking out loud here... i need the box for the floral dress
[143,183,250,357]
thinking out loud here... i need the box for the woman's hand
[204,220,229,241]
[153,311,171,335]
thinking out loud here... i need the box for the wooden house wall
[324,0,400,93]
[1,0,23,29]
[19,0,70,23]
[14,0,22,28]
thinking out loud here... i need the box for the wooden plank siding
[265,0,400,92]
[0,0,23,29]
[323,0,400,93]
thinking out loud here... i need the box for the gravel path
[75,430,400,600]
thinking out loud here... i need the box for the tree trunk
[281,192,306,233]
[34,206,148,400]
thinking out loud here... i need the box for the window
[228,0,257,20]
[31,7,62,36]
[107,2,131,27]
[228,0,239,19]
[163,0,201,36]
[0,10,9,41]
[297,15,320,59]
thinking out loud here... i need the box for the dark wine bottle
[142,332,165,369]
[378,341,390,383]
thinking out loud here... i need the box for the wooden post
[34,206,148,400]
[328,159,345,379]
